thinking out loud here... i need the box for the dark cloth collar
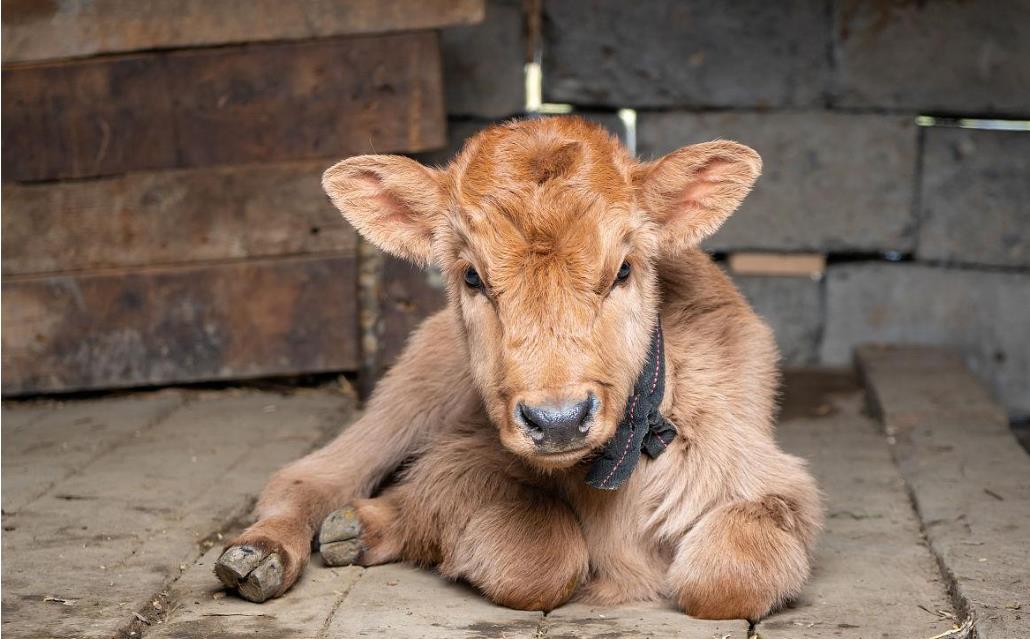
[585,320,676,490]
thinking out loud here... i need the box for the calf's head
[324,117,759,469]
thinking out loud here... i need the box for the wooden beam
[1,0,484,64]
[2,255,360,395]
[2,162,356,276]
[2,32,446,181]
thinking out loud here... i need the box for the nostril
[518,402,546,442]
[577,394,596,433]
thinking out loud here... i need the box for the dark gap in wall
[824,251,913,265]
[714,251,915,266]
[892,258,1030,275]
[825,252,1025,274]
[915,114,1030,128]
[560,105,1030,123]
[814,265,829,361]
[1011,417,1030,455]
[909,124,927,255]
[557,104,957,118]
[709,251,1028,276]
[821,0,837,110]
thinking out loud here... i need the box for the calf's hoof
[215,545,284,603]
[319,505,363,566]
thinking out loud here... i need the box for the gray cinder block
[822,263,1030,416]
[639,111,918,253]
[542,0,830,109]
[833,0,1030,116]
[443,0,526,119]
[919,127,1030,268]
[734,274,823,366]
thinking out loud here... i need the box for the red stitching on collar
[599,394,639,488]
[648,325,662,395]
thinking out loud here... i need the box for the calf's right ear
[634,141,761,257]
[322,155,446,267]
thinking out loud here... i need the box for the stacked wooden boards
[1,1,484,395]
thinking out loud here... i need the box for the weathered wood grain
[376,256,447,376]
[1,255,359,394]
[2,162,355,276]
[1,0,484,63]
[2,32,446,181]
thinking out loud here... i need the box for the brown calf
[214,116,822,620]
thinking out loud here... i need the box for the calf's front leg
[319,430,590,612]
[215,312,473,602]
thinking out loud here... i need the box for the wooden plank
[1,0,484,64]
[2,32,446,181]
[727,252,826,278]
[3,52,179,181]
[2,162,356,276]
[1,255,359,395]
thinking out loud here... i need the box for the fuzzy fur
[226,116,822,620]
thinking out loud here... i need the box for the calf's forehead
[453,119,633,204]
[445,122,638,275]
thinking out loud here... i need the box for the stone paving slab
[1,388,353,639]
[2,392,185,513]
[147,545,363,639]
[147,381,963,638]
[858,345,1030,639]
[543,602,746,638]
[326,562,543,639]
[4,364,1017,638]
[763,393,957,638]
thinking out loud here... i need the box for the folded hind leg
[319,428,588,611]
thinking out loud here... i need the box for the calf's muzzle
[516,394,597,452]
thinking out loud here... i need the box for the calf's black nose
[518,395,594,451]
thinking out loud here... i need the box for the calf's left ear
[322,155,446,267]
[634,141,761,256]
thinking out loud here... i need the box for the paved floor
[2,351,1026,638]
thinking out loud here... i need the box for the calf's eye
[615,261,632,284]
[464,267,484,290]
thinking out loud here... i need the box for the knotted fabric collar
[585,321,676,490]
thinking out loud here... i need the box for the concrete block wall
[372,1,1030,418]
[637,112,919,253]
